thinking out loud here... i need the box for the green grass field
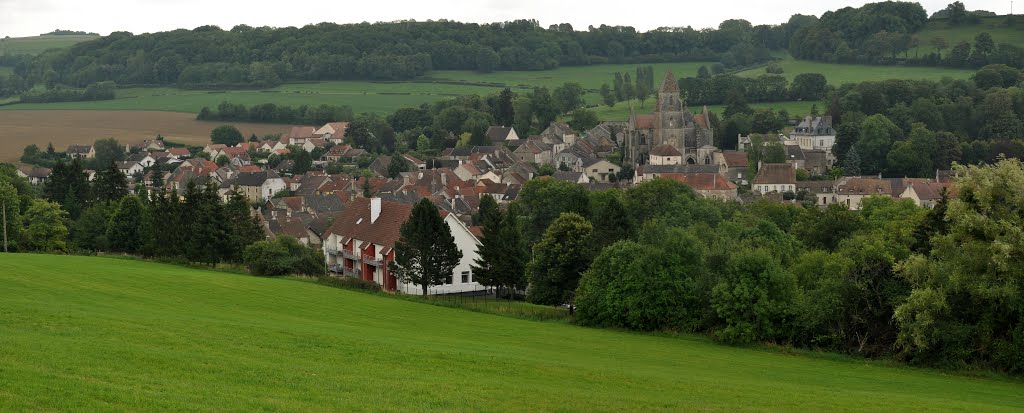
[0,34,99,55]
[908,16,1024,56]
[734,53,976,86]
[1,254,1023,411]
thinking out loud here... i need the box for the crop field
[0,110,290,161]
[734,54,976,86]
[1,254,1023,412]
[0,34,99,55]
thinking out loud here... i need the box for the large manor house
[624,70,716,165]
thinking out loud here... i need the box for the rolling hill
[1,254,1022,411]
[0,34,99,55]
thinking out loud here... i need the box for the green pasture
[0,35,98,55]
[1,254,1022,412]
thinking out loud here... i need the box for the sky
[0,0,1013,38]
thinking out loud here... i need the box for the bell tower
[655,69,685,153]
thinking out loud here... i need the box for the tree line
[788,2,1024,69]
[475,163,1024,374]
[0,158,269,267]
[0,19,781,96]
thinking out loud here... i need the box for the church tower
[654,69,686,154]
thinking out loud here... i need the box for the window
[461,271,470,283]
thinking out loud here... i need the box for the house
[649,144,683,166]
[127,153,157,168]
[16,165,52,185]
[301,138,329,153]
[203,144,228,157]
[833,177,888,210]
[552,171,589,184]
[582,158,621,183]
[752,163,796,194]
[513,140,552,165]
[287,126,318,145]
[663,172,738,200]
[116,161,145,177]
[314,122,349,144]
[403,154,426,170]
[127,139,165,153]
[794,180,832,206]
[321,197,482,294]
[713,150,749,184]
[633,164,719,184]
[541,121,577,145]
[485,126,520,145]
[233,170,287,203]
[790,115,836,161]
[66,144,94,159]
[783,144,806,171]
[900,181,953,208]
[167,148,191,159]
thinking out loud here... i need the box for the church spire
[660,69,679,94]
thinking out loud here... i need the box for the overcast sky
[0,0,1012,38]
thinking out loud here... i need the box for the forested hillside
[0,19,779,95]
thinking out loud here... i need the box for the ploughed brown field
[0,110,292,161]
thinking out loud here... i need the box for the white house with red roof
[322,197,482,294]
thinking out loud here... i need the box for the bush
[243,236,323,276]
[316,274,382,292]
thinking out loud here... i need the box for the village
[15,79,955,296]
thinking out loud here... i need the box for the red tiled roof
[753,163,796,185]
[650,144,681,157]
[720,151,748,167]
[635,115,655,129]
[289,126,317,139]
[325,198,413,250]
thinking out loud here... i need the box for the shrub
[243,236,323,276]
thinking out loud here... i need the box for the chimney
[440,172,447,185]
[370,197,382,224]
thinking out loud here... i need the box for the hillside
[0,34,99,55]
[908,16,1024,55]
[0,58,974,116]
[1,254,1022,411]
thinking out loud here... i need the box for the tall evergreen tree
[223,190,264,263]
[106,195,145,254]
[93,161,128,204]
[493,88,516,127]
[45,159,89,219]
[473,194,499,226]
[393,199,462,296]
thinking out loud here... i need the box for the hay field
[0,110,291,161]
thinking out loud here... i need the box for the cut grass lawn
[0,34,99,55]
[1,254,1023,412]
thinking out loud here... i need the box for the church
[623,70,717,166]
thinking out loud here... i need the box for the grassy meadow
[0,34,99,55]
[733,53,976,85]
[1,254,1023,412]
[908,16,1024,56]
[591,98,823,121]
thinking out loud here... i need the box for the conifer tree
[223,190,264,263]
[393,199,462,295]
[93,161,128,204]
[106,195,144,254]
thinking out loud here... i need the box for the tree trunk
[422,282,428,296]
